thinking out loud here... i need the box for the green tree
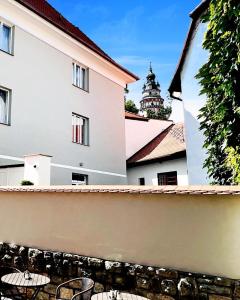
[125,100,139,114]
[146,105,172,120]
[196,0,240,185]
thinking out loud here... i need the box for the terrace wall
[0,186,240,300]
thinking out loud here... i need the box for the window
[73,62,89,91]
[158,171,178,186]
[72,173,88,185]
[139,178,145,186]
[0,21,13,54]
[72,113,89,145]
[0,87,10,125]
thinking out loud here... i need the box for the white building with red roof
[125,112,188,185]
[0,0,138,185]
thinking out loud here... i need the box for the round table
[1,272,50,300]
[91,292,149,300]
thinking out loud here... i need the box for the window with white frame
[72,173,88,185]
[0,87,10,125]
[0,21,13,54]
[72,113,89,145]
[73,62,89,91]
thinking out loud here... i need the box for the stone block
[178,277,196,297]
[156,269,178,280]
[199,293,208,300]
[1,254,12,264]
[151,277,161,293]
[161,280,177,296]
[59,287,73,299]
[9,243,19,254]
[88,257,104,269]
[147,267,156,277]
[213,277,232,287]
[197,275,214,285]
[95,270,107,281]
[114,275,126,286]
[136,277,151,290]
[19,246,28,257]
[94,282,105,293]
[154,294,175,300]
[124,263,135,276]
[199,285,231,296]
[234,285,240,298]
[209,295,231,300]
[44,284,57,295]
[105,261,122,273]
[36,291,49,300]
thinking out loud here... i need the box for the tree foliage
[125,100,139,114]
[146,105,172,120]
[196,0,240,185]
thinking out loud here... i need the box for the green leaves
[146,106,172,120]
[125,100,139,114]
[196,0,240,185]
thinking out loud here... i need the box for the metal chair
[0,266,21,298]
[56,278,94,300]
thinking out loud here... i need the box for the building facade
[0,0,138,186]
[169,0,210,185]
[139,64,164,116]
[125,112,188,186]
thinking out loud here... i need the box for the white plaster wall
[0,23,127,184]
[181,22,209,185]
[127,158,188,186]
[0,167,24,186]
[2,188,240,278]
[125,119,171,159]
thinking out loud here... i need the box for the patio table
[91,292,149,300]
[1,272,50,300]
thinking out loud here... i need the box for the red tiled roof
[125,111,148,121]
[15,0,139,81]
[127,123,186,166]
[0,185,240,195]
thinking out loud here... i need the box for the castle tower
[140,63,164,116]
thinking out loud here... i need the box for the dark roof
[125,111,149,121]
[168,0,210,96]
[15,0,139,81]
[127,123,186,167]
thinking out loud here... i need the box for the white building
[0,0,138,186]
[169,0,210,185]
[125,112,188,186]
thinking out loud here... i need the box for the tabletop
[1,272,50,287]
[91,292,149,300]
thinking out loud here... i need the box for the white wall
[125,119,171,159]
[181,22,209,185]
[127,158,188,186]
[0,3,129,185]
[1,187,240,278]
[0,167,24,186]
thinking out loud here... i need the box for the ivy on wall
[196,0,240,185]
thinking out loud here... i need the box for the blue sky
[48,0,200,106]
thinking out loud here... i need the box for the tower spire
[139,63,164,117]
[149,61,152,73]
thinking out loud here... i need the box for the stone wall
[0,243,239,300]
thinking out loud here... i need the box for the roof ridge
[15,0,139,80]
